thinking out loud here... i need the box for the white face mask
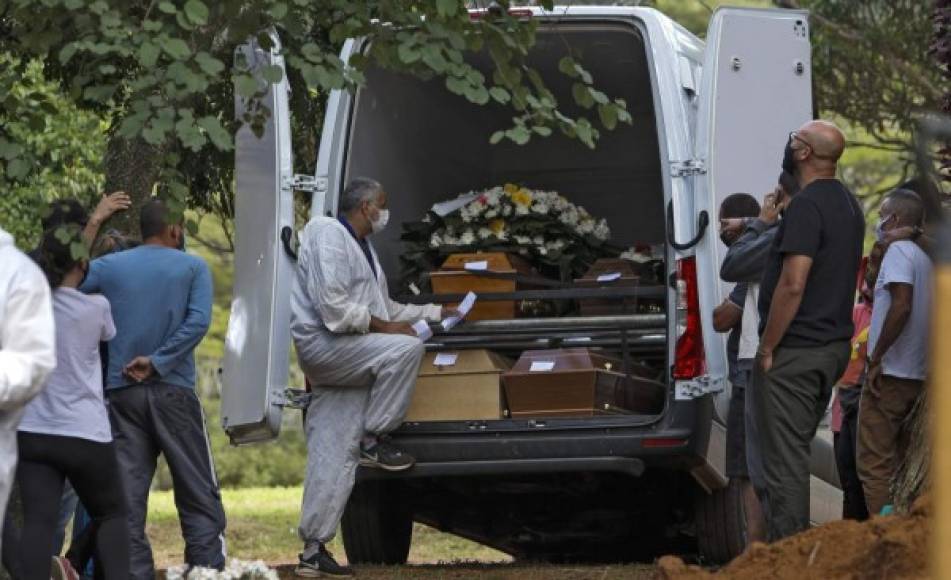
[370,208,390,234]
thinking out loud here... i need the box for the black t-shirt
[757,179,864,348]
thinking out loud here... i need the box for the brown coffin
[430,252,516,320]
[405,349,511,421]
[502,348,665,418]
[574,258,640,316]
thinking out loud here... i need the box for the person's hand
[756,348,773,373]
[89,191,131,225]
[883,225,920,245]
[719,218,746,244]
[123,356,155,382]
[759,190,783,225]
[370,319,417,336]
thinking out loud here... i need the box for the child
[14,227,129,580]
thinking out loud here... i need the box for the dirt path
[274,563,660,579]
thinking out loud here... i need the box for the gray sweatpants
[751,341,849,542]
[107,383,226,579]
[295,331,424,546]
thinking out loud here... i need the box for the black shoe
[295,546,354,578]
[359,439,416,471]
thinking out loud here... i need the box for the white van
[223,5,841,564]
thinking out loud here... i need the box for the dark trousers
[834,386,868,521]
[751,341,850,542]
[107,384,227,580]
[14,432,128,580]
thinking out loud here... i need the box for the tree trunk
[101,134,165,243]
[892,391,930,513]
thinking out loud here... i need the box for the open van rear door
[692,7,812,481]
[221,36,295,444]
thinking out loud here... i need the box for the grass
[148,486,660,578]
[147,486,508,567]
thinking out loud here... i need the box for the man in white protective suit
[290,177,453,578]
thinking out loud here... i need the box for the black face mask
[782,137,798,175]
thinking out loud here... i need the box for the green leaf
[436,0,458,17]
[590,89,609,105]
[138,41,160,67]
[489,87,510,104]
[262,64,284,83]
[445,76,467,96]
[598,104,618,130]
[507,126,531,145]
[575,64,593,84]
[158,1,176,14]
[59,44,78,65]
[398,43,420,64]
[558,56,577,78]
[234,74,259,97]
[70,241,89,260]
[195,52,224,75]
[184,0,209,25]
[161,37,191,60]
[143,19,163,32]
[489,130,505,145]
[268,2,288,19]
[5,158,30,180]
[572,83,594,109]
[198,116,233,151]
[532,125,553,137]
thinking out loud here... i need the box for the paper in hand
[412,319,433,342]
[440,291,477,331]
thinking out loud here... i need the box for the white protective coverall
[0,226,56,550]
[290,216,441,545]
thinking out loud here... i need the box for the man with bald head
[752,120,864,540]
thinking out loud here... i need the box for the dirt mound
[658,495,931,580]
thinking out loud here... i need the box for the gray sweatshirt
[720,218,780,284]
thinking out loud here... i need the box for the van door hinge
[270,387,311,409]
[283,174,325,193]
[674,375,723,400]
[670,160,707,178]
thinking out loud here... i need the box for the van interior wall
[345,23,664,284]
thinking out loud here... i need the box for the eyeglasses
[789,131,835,160]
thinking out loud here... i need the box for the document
[597,272,622,283]
[433,352,458,367]
[529,361,556,372]
[412,319,433,342]
[464,260,488,271]
[440,291,477,331]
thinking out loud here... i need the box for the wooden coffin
[574,258,640,316]
[430,252,516,320]
[405,349,510,421]
[501,348,665,418]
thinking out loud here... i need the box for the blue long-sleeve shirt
[80,244,212,390]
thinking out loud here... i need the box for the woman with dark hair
[13,227,129,580]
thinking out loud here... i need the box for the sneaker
[295,546,354,578]
[50,556,80,580]
[359,439,415,471]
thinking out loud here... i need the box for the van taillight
[674,257,705,380]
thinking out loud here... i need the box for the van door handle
[666,201,709,251]
[280,226,298,261]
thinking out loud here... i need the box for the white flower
[559,209,579,226]
[502,205,513,216]
[594,219,610,240]
[577,219,595,234]
[515,235,531,244]
[485,209,498,219]
[531,202,550,214]
[515,205,529,216]
[430,233,443,248]
[533,235,544,245]
[422,213,433,223]
[538,247,548,255]
[460,230,476,245]
[477,227,492,239]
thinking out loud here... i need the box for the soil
[658,495,931,580]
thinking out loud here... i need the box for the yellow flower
[489,219,506,235]
[503,183,519,195]
[511,188,532,207]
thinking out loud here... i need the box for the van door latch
[284,174,325,193]
[674,375,723,400]
[670,160,707,178]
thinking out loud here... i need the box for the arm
[82,192,131,247]
[870,284,913,363]
[304,233,372,333]
[144,261,213,378]
[0,261,56,410]
[720,220,777,283]
[713,301,742,332]
[757,254,813,371]
[713,282,746,333]
[78,258,104,294]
